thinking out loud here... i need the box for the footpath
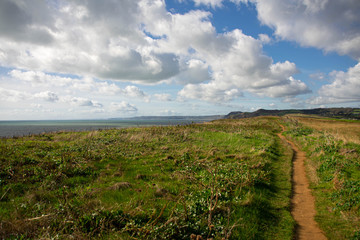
[278,125,327,240]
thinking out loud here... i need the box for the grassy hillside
[0,117,294,239]
[226,108,360,120]
[282,116,360,239]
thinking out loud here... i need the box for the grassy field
[283,116,360,240]
[0,117,294,239]
[288,115,360,144]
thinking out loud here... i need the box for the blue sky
[0,0,359,120]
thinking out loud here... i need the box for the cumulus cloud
[177,29,309,101]
[0,0,311,105]
[122,86,150,101]
[309,63,360,104]
[258,33,271,44]
[65,97,103,108]
[193,0,224,8]
[0,0,180,82]
[186,0,359,103]
[154,93,172,101]
[110,101,138,113]
[253,0,360,59]
[34,91,59,102]
[175,59,210,84]
[193,0,249,8]
[250,77,311,98]
[9,70,73,86]
[0,88,60,103]
[178,83,243,102]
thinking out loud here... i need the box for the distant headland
[226,108,360,120]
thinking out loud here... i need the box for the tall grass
[288,115,360,144]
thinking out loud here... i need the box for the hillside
[226,108,360,120]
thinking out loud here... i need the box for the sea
[0,117,218,138]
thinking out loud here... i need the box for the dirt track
[278,125,327,240]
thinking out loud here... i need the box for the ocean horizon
[0,117,219,138]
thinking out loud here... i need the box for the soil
[278,125,327,240]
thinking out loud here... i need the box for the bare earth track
[278,125,327,240]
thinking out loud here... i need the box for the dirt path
[278,125,327,240]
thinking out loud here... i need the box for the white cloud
[122,86,150,102]
[258,33,271,44]
[63,96,103,108]
[193,0,224,8]
[34,91,59,102]
[154,93,172,101]
[175,59,210,84]
[0,0,313,108]
[250,77,311,98]
[178,83,243,102]
[192,0,249,8]
[9,69,73,87]
[309,63,360,104]
[0,0,180,82]
[0,88,60,103]
[110,101,138,113]
[177,29,309,101]
[253,0,360,59]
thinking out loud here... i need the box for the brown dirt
[278,125,327,240]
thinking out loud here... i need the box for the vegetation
[282,116,360,240]
[227,108,360,120]
[0,117,294,239]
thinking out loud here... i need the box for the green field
[1,116,359,239]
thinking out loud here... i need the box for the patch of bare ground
[278,125,327,240]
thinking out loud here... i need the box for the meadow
[0,117,294,239]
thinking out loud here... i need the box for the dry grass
[289,115,360,144]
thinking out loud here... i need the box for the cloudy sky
[0,0,359,120]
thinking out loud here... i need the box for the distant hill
[226,108,360,120]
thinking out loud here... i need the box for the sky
[0,0,359,120]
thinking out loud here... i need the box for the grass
[0,117,294,239]
[287,115,360,144]
[282,116,360,240]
